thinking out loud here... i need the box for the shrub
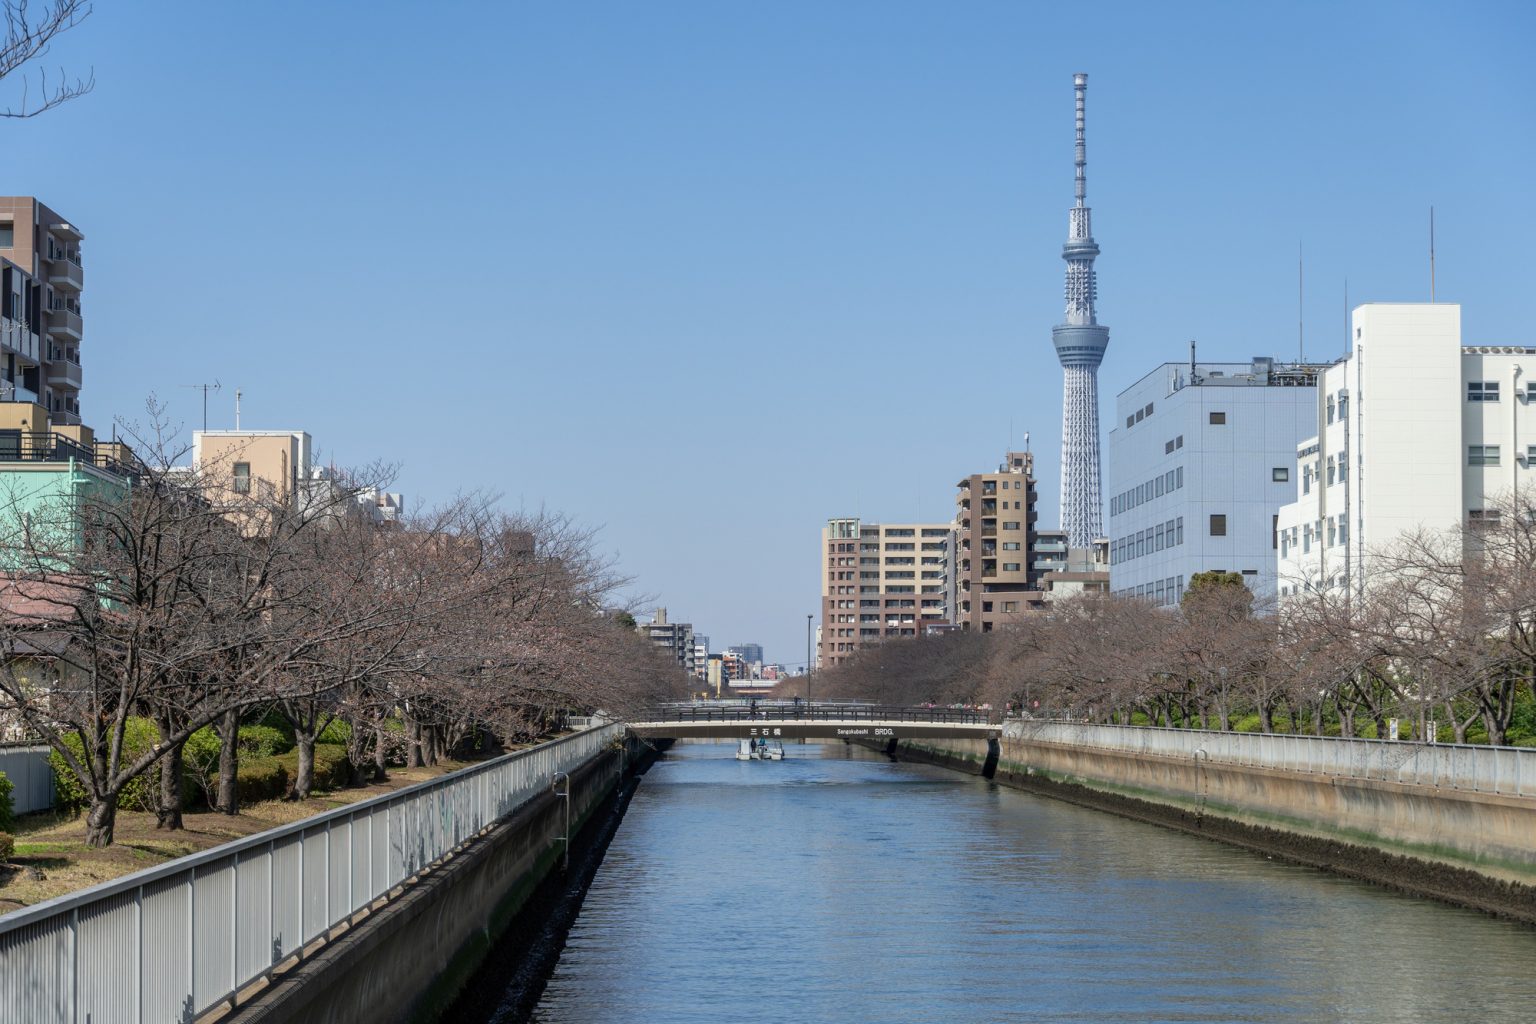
[0,831,13,864]
[0,771,13,831]
[317,719,351,746]
[239,724,292,757]
[236,756,290,804]
[274,743,352,795]
[181,727,224,807]
[49,717,164,814]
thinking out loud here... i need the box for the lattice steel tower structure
[1052,72,1109,549]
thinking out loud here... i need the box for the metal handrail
[1004,719,1534,797]
[0,722,623,1023]
[642,703,994,726]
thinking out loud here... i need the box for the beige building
[1,197,85,425]
[819,517,954,670]
[954,451,1047,632]
[191,429,403,529]
[194,430,313,507]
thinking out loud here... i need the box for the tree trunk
[156,739,185,830]
[290,730,317,800]
[407,718,424,768]
[215,706,240,815]
[1258,702,1274,734]
[373,720,389,781]
[85,798,117,848]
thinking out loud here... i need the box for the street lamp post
[806,613,813,706]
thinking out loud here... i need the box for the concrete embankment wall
[877,736,1536,924]
[229,734,652,1024]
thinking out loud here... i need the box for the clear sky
[7,1,1534,666]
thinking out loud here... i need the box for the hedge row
[48,717,355,813]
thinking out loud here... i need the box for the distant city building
[1278,303,1526,604]
[727,643,764,668]
[1107,354,1321,606]
[954,451,1045,632]
[639,607,695,677]
[1042,538,1111,598]
[1,197,85,425]
[820,518,954,669]
[692,639,710,682]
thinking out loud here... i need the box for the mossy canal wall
[870,734,1536,925]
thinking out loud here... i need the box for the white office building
[1107,354,1321,605]
[1277,303,1532,601]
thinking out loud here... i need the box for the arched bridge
[627,702,1001,741]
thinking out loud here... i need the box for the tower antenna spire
[1052,72,1109,549]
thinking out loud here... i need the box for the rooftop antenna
[1429,206,1436,302]
[234,388,242,430]
[180,380,221,433]
[1297,241,1305,362]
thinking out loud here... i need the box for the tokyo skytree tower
[1052,73,1109,549]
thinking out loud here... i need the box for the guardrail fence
[0,723,622,1024]
[1004,720,1533,798]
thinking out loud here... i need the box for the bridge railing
[1004,720,1534,797]
[0,722,623,1024]
[642,703,994,726]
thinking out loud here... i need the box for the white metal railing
[1004,720,1534,798]
[0,722,622,1024]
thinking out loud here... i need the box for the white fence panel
[0,723,621,1024]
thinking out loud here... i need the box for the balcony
[981,526,996,538]
[0,431,131,477]
[48,253,84,292]
[48,307,82,341]
[47,358,82,390]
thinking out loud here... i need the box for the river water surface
[519,741,1535,1023]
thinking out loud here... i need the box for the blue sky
[6,1,1534,666]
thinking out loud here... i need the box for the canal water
[518,742,1535,1023]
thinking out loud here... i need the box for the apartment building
[819,517,954,669]
[953,451,1044,631]
[0,198,85,425]
[640,607,696,677]
[1107,354,1320,606]
[1277,303,1532,601]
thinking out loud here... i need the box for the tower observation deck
[1052,72,1108,548]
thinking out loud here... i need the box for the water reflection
[522,741,1536,1023]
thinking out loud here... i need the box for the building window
[233,462,251,494]
[1302,465,1312,494]
[1337,453,1348,481]
[1210,514,1227,537]
[1326,395,1336,424]
[1327,456,1336,485]
[1467,381,1500,402]
[1338,394,1349,419]
[1468,445,1501,467]
[0,222,12,247]
[1002,562,1020,571]
[1165,440,1175,455]
[1272,467,1289,482]
[1528,444,1536,464]
[1002,541,1020,550]
[1209,411,1226,424]
[1002,521,1020,530]
[1468,509,1503,529]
